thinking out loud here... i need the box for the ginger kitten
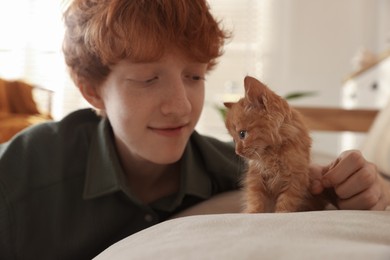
[225,76,326,213]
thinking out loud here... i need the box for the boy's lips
[148,124,189,137]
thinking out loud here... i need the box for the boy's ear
[78,83,105,109]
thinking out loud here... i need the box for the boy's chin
[150,149,185,165]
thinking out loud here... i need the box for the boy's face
[97,50,207,165]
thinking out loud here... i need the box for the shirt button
[144,214,154,222]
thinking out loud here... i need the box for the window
[197,0,267,140]
[0,0,265,133]
[0,0,86,119]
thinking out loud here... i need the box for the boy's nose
[160,79,191,117]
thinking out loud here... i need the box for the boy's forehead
[115,50,208,67]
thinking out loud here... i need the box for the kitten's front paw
[274,202,299,213]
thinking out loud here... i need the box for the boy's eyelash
[145,76,158,83]
[186,75,205,81]
[130,75,204,84]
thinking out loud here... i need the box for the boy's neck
[124,161,181,204]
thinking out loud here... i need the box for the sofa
[0,78,52,143]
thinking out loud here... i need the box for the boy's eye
[126,76,158,86]
[144,76,158,83]
[239,130,247,139]
[185,74,205,81]
[191,75,202,81]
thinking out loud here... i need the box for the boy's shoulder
[1,109,100,146]
[0,109,102,185]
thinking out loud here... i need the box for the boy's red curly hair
[63,0,229,88]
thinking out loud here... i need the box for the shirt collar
[82,119,212,205]
[151,133,213,212]
[181,137,212,199]
[83,119,123,199]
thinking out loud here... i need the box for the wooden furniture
[297,49,389,133]
[0,78,53,143]
[294,106,379,133]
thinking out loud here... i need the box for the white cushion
[95,210,390,260]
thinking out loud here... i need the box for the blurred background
[0,0,389,157]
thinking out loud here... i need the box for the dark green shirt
[0,109,243,259]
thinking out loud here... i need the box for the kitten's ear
[244,76,268,110]
[224,102,235,109]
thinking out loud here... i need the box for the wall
[197,0,389,157]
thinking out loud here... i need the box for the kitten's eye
[239,130,247,140]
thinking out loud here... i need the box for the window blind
[0,0,266,127]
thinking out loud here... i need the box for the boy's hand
[310,150,390,210]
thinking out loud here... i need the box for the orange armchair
[0,78,53,143]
